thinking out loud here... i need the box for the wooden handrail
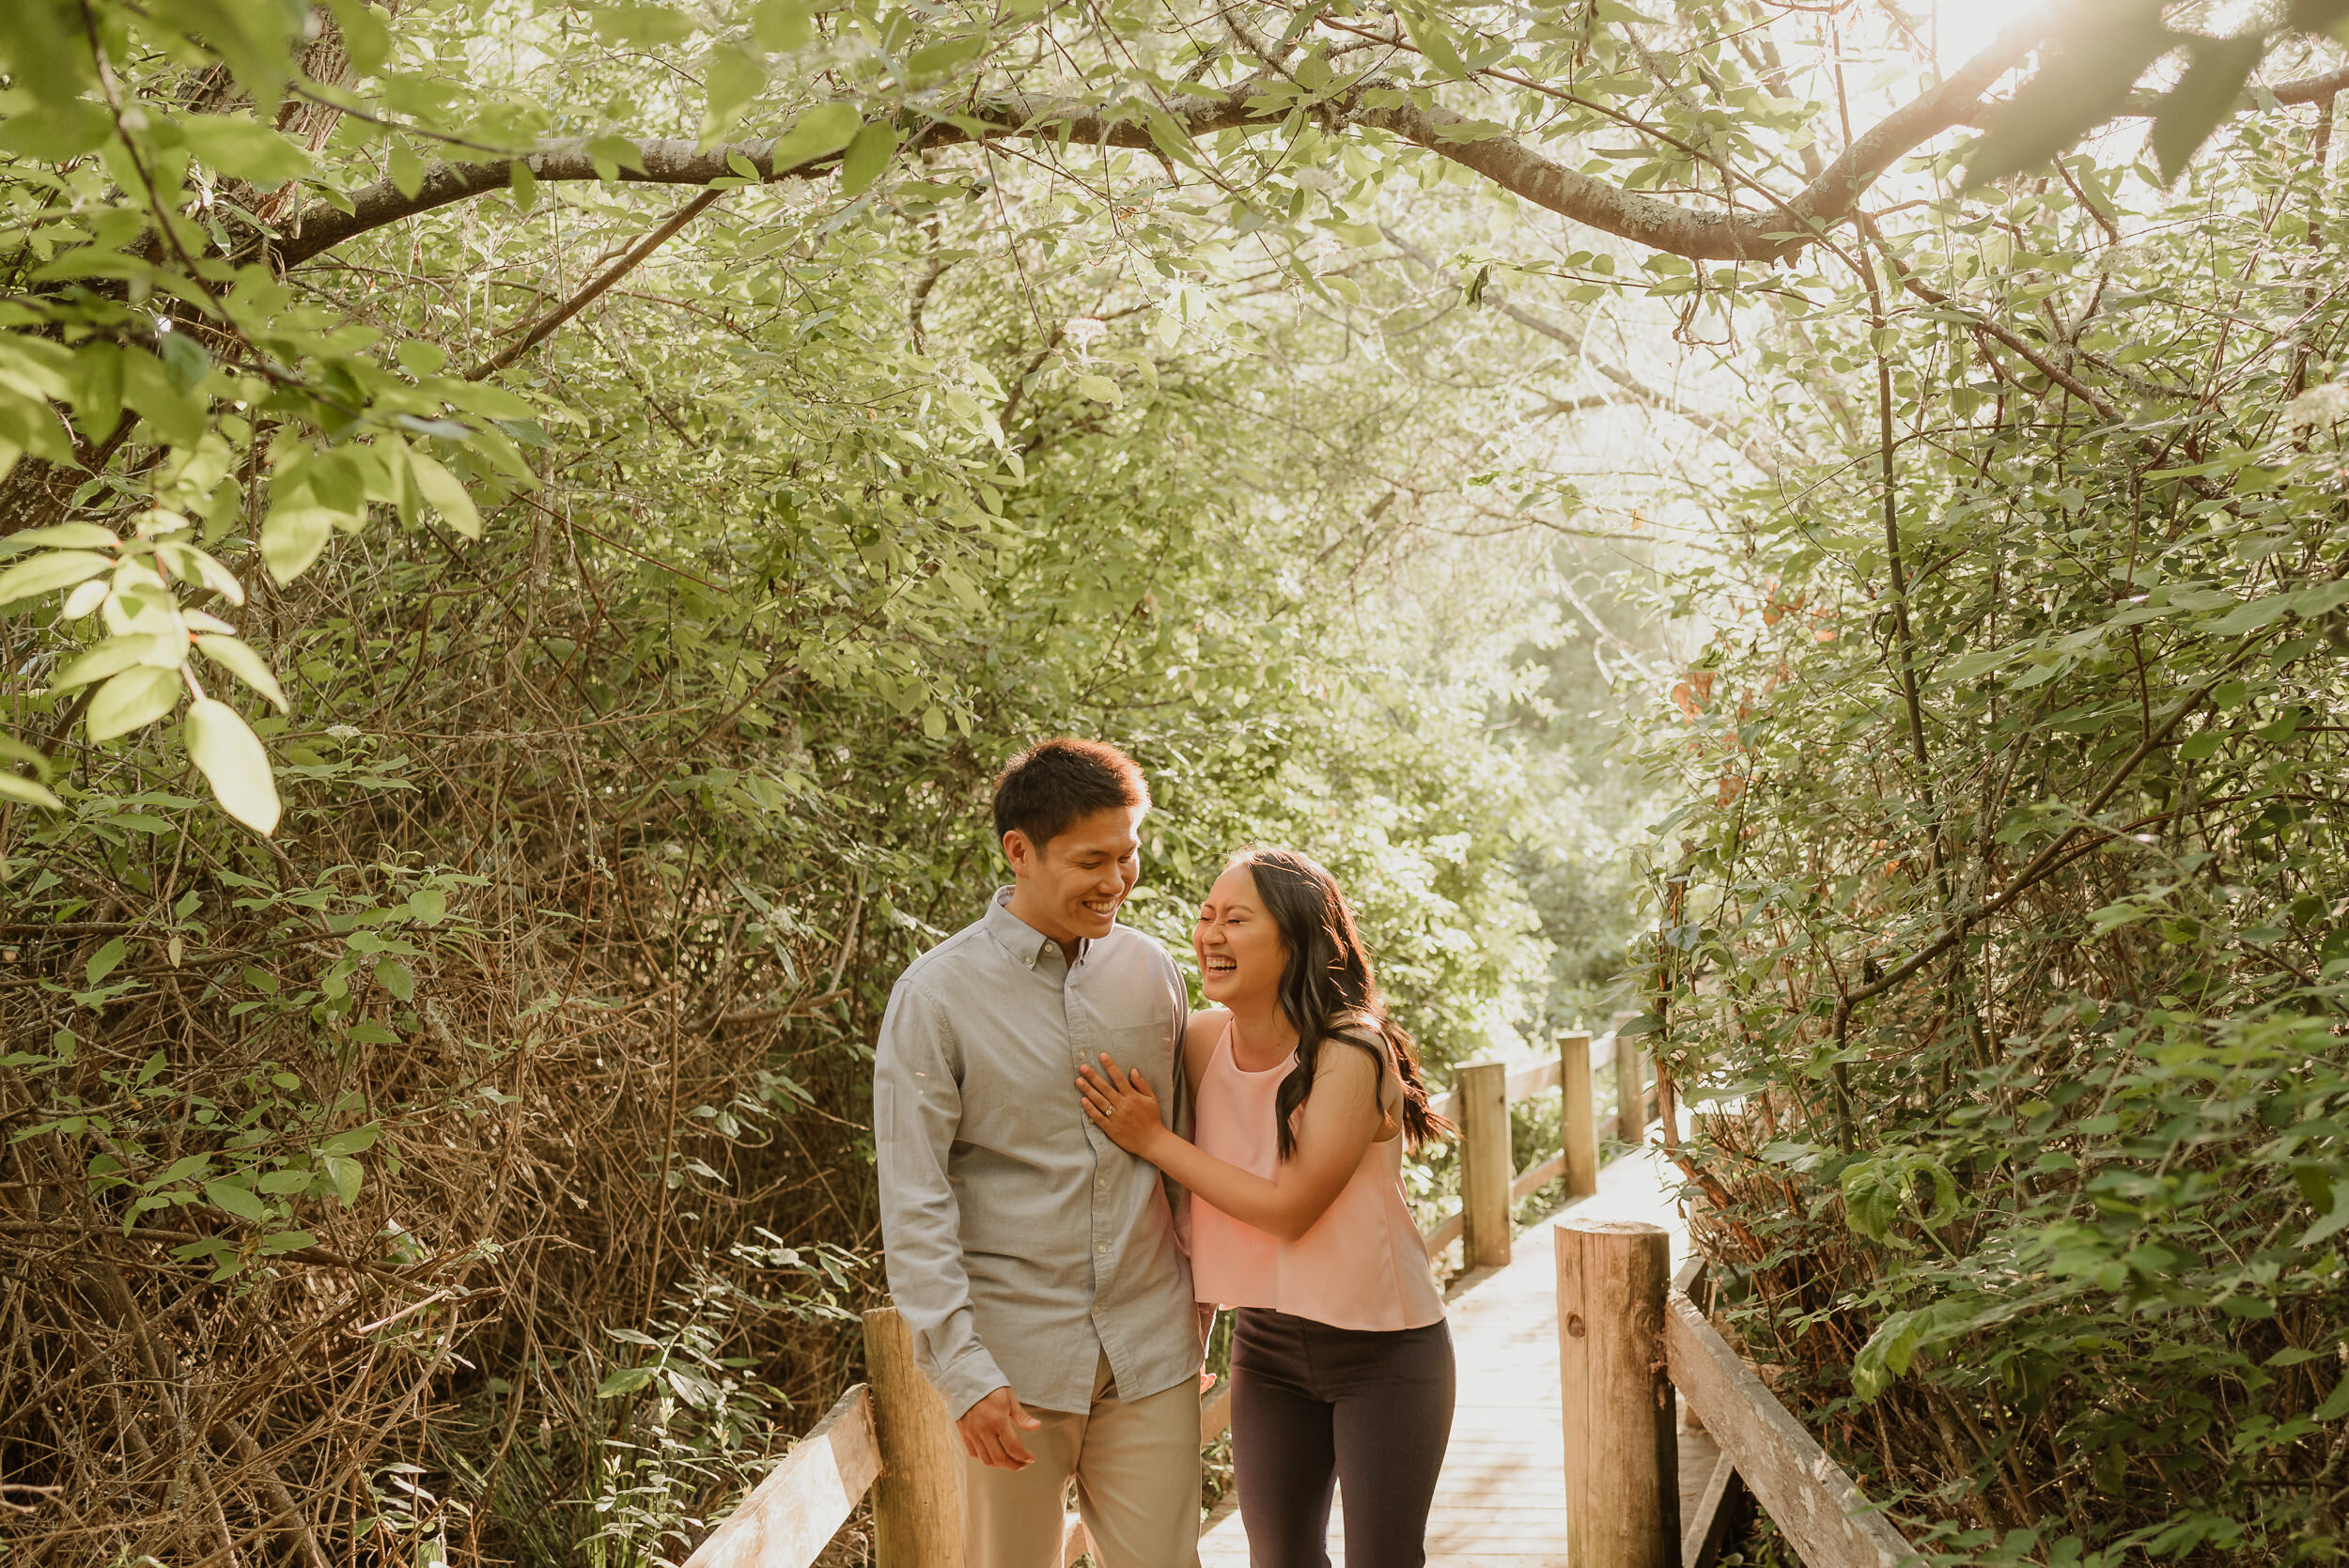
[678,1383,879,1568]
[1419,1030,1616,1264]
[1663,1282,1913,1568]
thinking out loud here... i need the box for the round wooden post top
[1557,1218,1669,1237]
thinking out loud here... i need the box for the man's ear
[1003,828,1035,877]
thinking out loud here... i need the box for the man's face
[1004,805,1145,945]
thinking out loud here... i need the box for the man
[875,738,1203,1568]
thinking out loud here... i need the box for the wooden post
[863,1306,965,1568]
[1556,1219,1678,1568]
[1559,1030,1597,1198]
[1617,1036,1648,1145]
[1457,1057,1513,1269]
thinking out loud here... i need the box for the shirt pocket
[1099,1020,1175,1110]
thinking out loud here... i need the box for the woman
[1077,847,1455,1568]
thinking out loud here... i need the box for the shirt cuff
[932,1339,1011,1420]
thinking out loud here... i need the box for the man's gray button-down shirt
[875,889,1198,1417]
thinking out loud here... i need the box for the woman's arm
[1079,1041,1382,1243]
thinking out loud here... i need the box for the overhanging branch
[271,15,2056,270]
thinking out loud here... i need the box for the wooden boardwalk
[1197,1147,1716,1567]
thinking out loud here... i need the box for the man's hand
[957,1386,1042,1470]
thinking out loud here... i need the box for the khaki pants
[961,1353,1202,1568]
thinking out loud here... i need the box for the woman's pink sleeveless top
[1189,1022,1447,1331]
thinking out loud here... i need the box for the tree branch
[275,17,2053,272]
[462,189,720,380]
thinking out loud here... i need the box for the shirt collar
[984,886,1089,970]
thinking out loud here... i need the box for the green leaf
[194,634,290,712]
[321,1153,364,1206]
[585,133,649,176]
[86,666,182,741]
[2152,36,2264,183]
[769,103,860,173]
[408,887,447,924]
[1965,13,2177,187]
[906,33,988,81]
[389,141,426,201]
[261,504,335,584]
[406,452,481,539]
[1074,374,1122,404]
[596,1363,661,1398]
[840,121,899,197]
[259,1229,319,1254]
[178,113,312,186]
[321,1124,381,1156]
[148,0,302,109]
[593,4,696,44]
[10,522,119,550]
[2205,595,2292,636]
[753,0,812,51]
[0,98,115,161]
[378,956,415,1001]
[701,45,768,145]
[53,634,183,692]
[2317,1371,2349,1423]
[204,1178,269,1223]
[118,348,204,446]
[1394,0,1470,78]
[1852,1308,1927,1400]
[185,698,280,834]
[86,937,128,986]
[0,772,63,811]
[0,550,113,607]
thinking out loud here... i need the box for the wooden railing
[1557,1226,1917,1568]
[685,1027,1649,1568]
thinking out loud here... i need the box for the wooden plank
[1510,1151,1565,1203]
[1506,1058,1561,1100]
[1459,1060,1513,1268]
[1663,1291,1911,1568]
[1682,1451,1745,1568]
[1557,1219,1678,1568]
[1201,1381,1233,1444]
[1423,1207,1464,1258]
[682,1384,879,1568]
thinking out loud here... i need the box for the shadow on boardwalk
[1198,1147,1714,1567]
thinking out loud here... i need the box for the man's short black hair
[992,738,1150,852]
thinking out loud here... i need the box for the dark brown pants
[1228,1308,1455,1568]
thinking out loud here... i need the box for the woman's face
[1195,862,1287,1009]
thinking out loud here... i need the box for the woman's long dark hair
[1232,847,1452,1160]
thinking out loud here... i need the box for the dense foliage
[1651,54,2349,1568]
[8,0,2349,1563]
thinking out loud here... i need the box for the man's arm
[873,983,1008,1419]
